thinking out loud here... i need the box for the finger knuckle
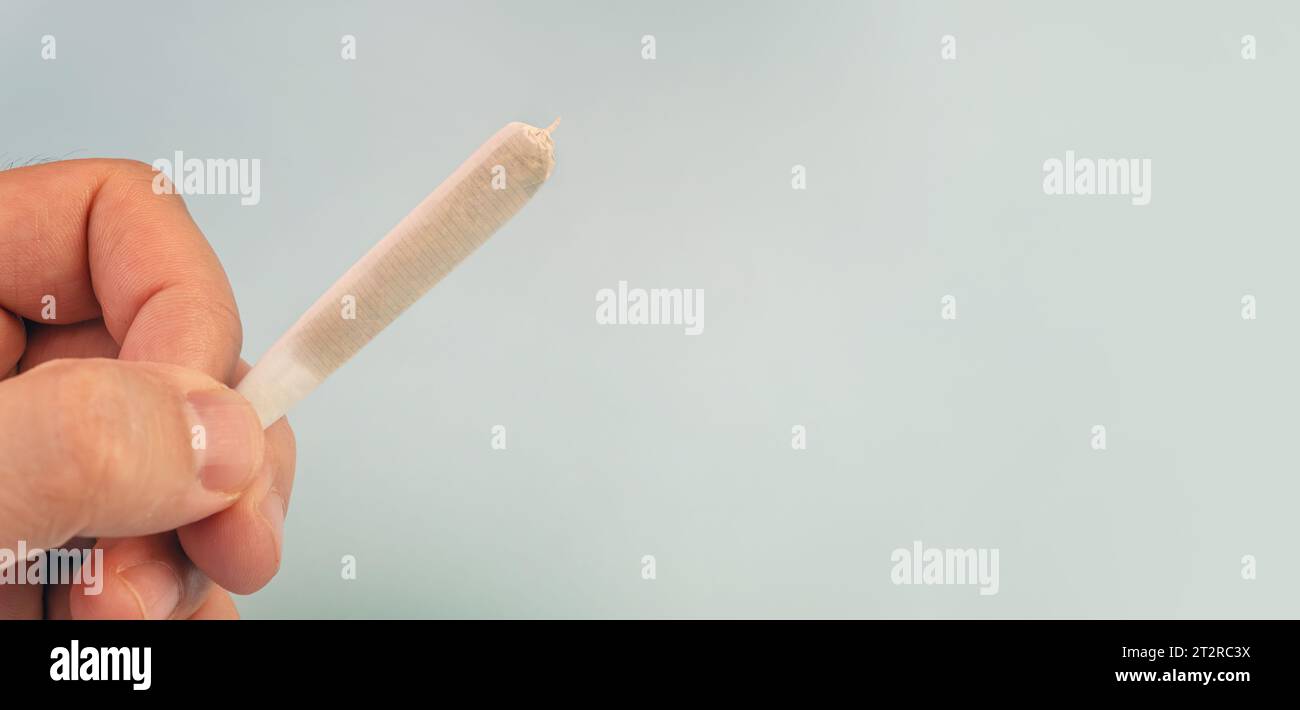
[110,158,159,177]
[106,158,188,208]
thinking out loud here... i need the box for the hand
[0,159,296,619]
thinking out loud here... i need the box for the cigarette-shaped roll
[236,120,557,427]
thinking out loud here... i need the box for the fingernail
[259,487,286,549]
[186,389,262,492]
[118,562,182,620]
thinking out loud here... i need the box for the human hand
[0,159,296,619]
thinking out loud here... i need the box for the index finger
[0,158,242,381]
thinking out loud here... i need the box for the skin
[0,159,296,619]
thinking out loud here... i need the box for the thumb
[0,358,265,553]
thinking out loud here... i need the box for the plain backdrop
[3,0,1298,618]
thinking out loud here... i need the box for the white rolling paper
[236,120,558,427]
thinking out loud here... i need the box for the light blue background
[3,0,1298,617]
